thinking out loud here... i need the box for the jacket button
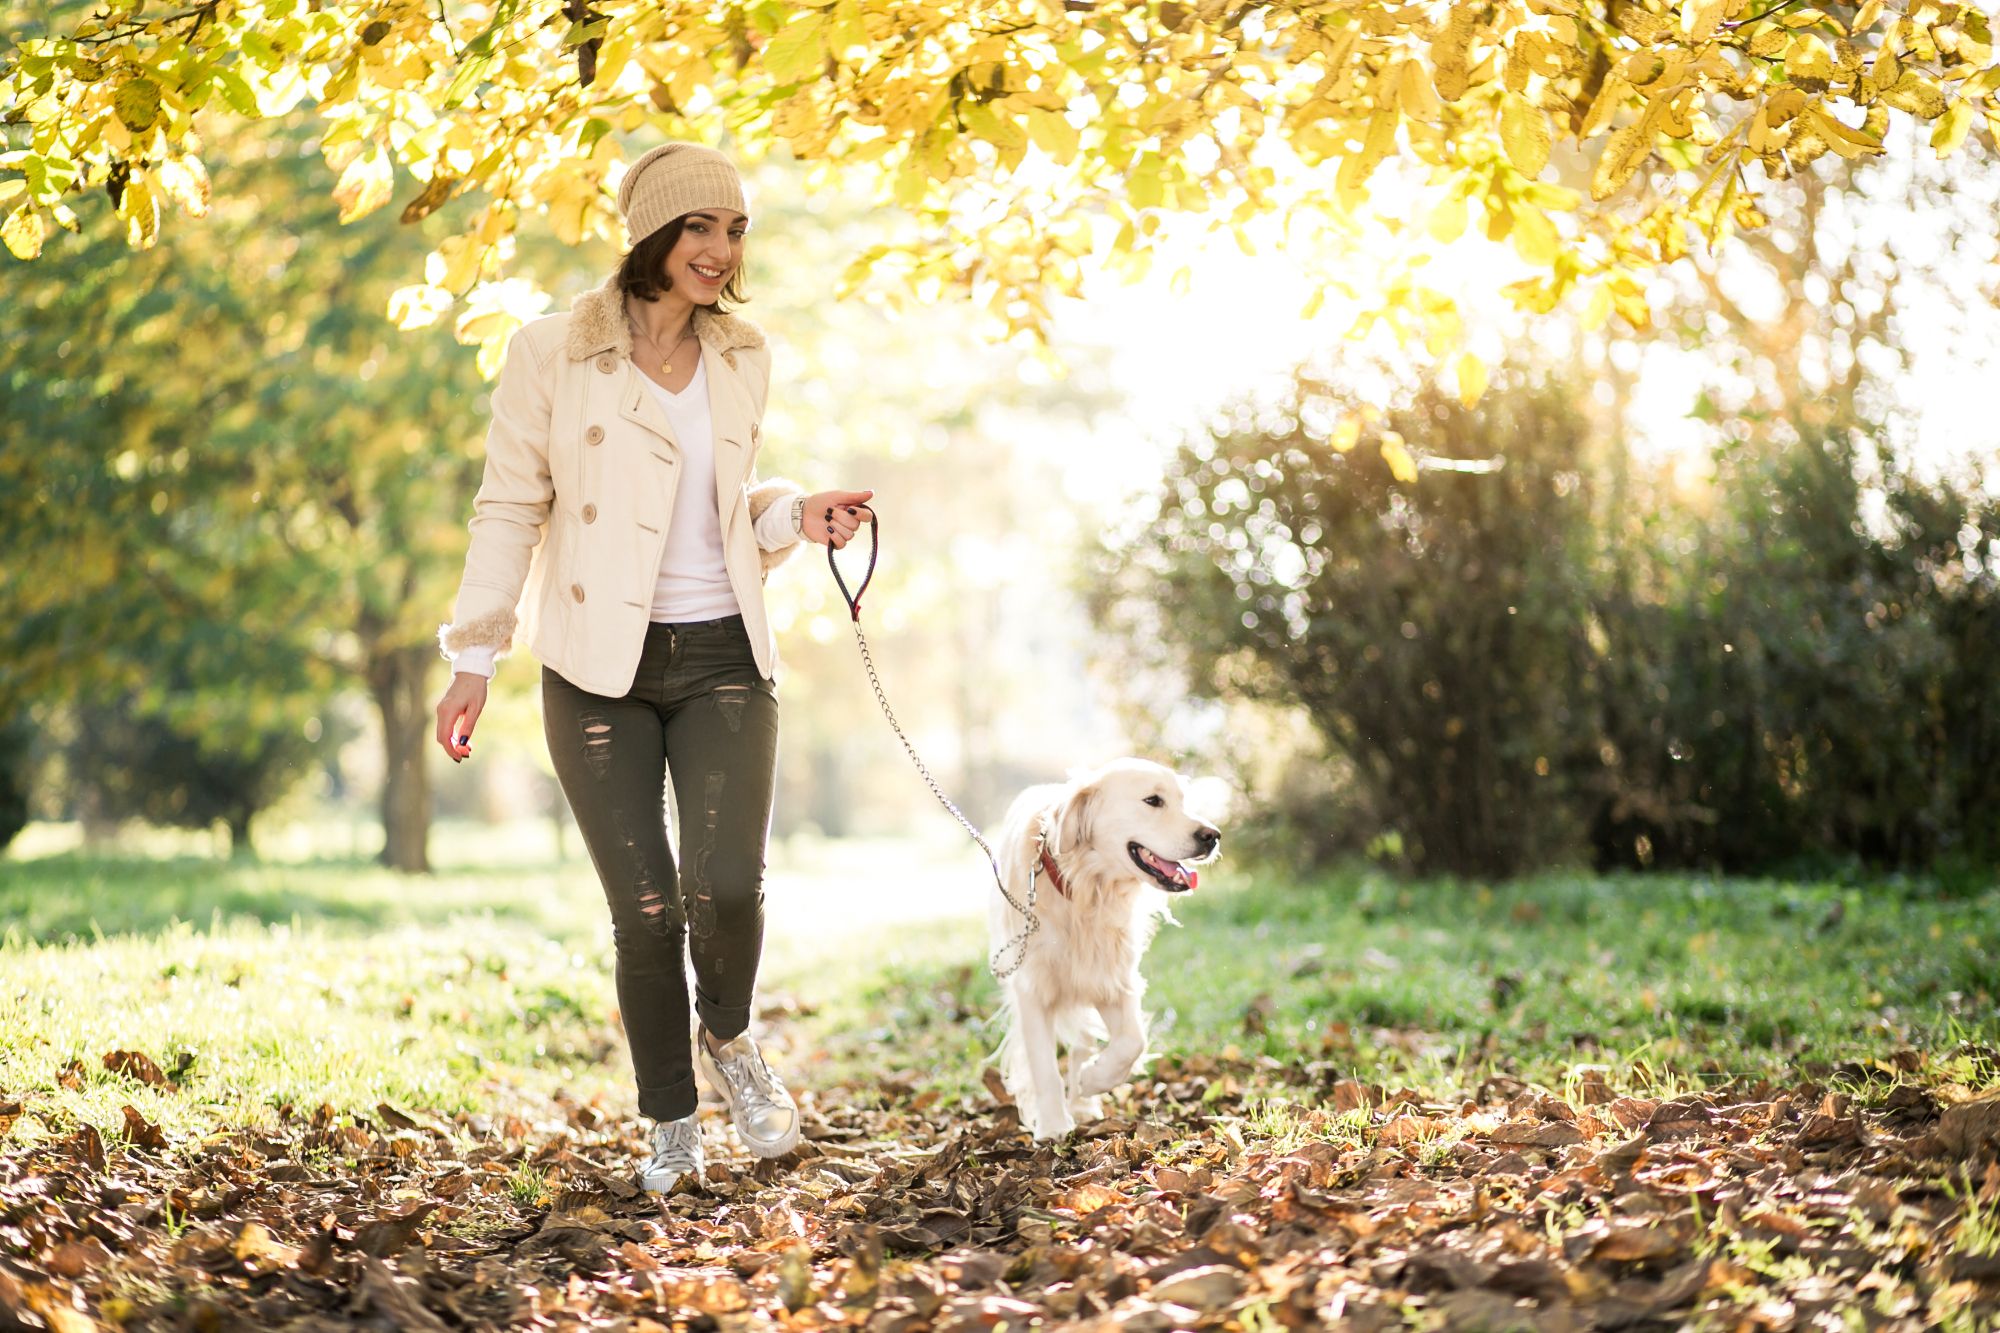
[595,354,617,374]
[582,503,597,523]
[750,422,759,443]
[571,583,585,603]
[584,425,604,445]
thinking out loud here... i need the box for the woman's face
[664,209,747,303]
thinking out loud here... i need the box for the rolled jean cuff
[637,1070,699,1123]
[696,990,752,1042]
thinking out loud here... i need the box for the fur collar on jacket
[564,275,767,362]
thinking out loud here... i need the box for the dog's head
[1051,758,1222,894]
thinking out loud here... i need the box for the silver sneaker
[638,1114,704,1194]
[695,1026,801,1158]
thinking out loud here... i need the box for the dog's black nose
[1194,826,1220,854]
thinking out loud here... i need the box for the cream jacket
[437,277,804,697]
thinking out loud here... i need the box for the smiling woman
[427,140,878,1200]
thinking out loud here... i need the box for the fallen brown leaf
[102,1050,171,1088]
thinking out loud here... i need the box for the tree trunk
[368,643,434,873]
[226,808,255,860]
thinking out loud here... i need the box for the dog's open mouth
[1130,842,1198,893]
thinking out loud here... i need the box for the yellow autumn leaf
[1747,24,1792,57]
[1681,0,1725,44]
[388,283,454,330]
[1803,104,1884,158]
[762,10,827,85]
[1426,191,1468,243]
[1591,120,1654,200]
[154,156,211,217]
[1931,99,1973,155]
[1330,416,1360,452]
[1610,277,1652,331]
[1500,95,1551,177]
[1379,430,1419,483]
[117,174,159,248]
[113,75,161,132]
[2,202,44,259]
[1509,202,1560,265]
[426,234,485,293]
[1866,47,1900,94]
[1431,7,1474,102]
[334,145,393,224]
[1880,71,1948,119]
[1398,56,1440,122]
[1456,352,1488,408]
[1025,108,1079,162]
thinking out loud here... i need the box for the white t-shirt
[451,353,804,681]
[642,359,742,622]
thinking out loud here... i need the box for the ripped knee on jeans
[712,683,752,734]
[578,709,614,780]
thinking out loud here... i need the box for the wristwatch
[789,494,807,536]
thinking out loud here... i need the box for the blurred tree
[1105,367,1602,878]
[0,122,503,870]
[62,670,319,857]
[5,0,1995,407]
[0,715,31,852]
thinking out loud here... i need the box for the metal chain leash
[825,506,1042,979]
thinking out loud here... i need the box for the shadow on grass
[0,851,596,946]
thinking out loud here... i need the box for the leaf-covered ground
[6,1045,2000,1330]
[3,844,1998,1330]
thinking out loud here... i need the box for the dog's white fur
[990,758,1221,1139]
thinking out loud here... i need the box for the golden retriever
[990,758,1222,1139]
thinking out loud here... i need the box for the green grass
[2,837,1996,1148]
[782,865,2000,1101]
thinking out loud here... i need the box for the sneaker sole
[639,1158,701,1192]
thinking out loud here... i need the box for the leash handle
[826,505,878,622]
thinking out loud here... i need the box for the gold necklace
[629,317,696,375]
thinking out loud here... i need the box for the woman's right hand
[435,673,489,764]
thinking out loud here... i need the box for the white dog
[990,758,1222,1139]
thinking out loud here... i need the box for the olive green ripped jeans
[541,614,779,1123]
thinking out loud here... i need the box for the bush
[1110,367,1600,878]
[1591,426,2000,873]
[1110,371,2000,881]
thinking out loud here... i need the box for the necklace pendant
[661,359,672,374]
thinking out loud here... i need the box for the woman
[431,141,872,1194]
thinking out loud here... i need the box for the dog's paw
[1075,1049,1143,1099]
[1067,1093,1105,1123]
[1030,1106,1077,1141]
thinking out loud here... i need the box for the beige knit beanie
[617,143,748,245]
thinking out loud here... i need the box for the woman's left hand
[803,489,875,549]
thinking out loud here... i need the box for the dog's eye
[1143,795,1165,808]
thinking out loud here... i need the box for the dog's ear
[1050,773,1102,858]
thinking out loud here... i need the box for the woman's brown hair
[616,215,749,308]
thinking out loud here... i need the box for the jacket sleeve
[437,325,555,667]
